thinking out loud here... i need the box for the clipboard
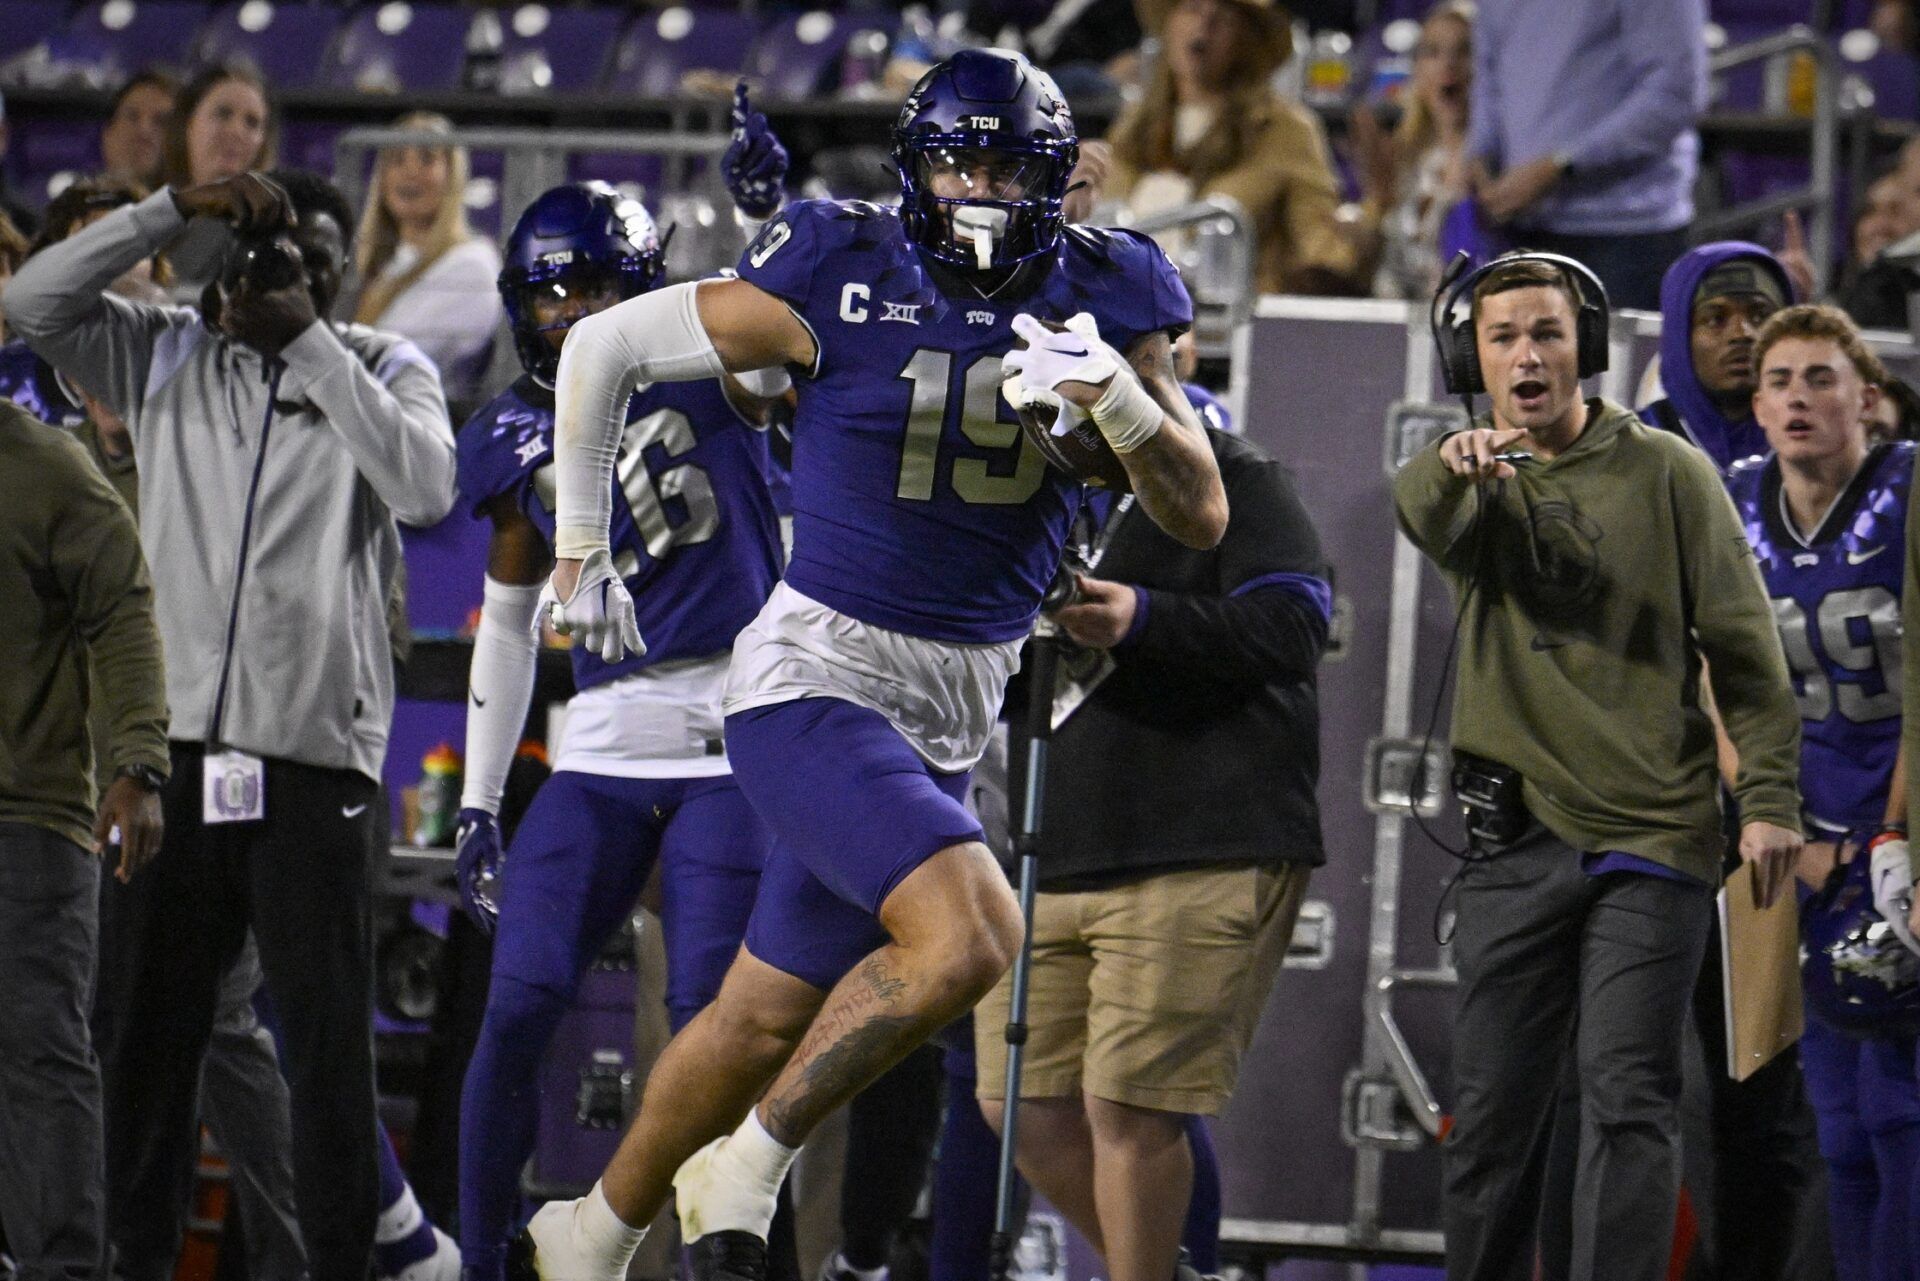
[1718,861,1803,1081]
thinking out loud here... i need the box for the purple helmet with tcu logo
[499,181,667,385]
[891,49,1078,273]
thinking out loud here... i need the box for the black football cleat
[690,1230,770,1281]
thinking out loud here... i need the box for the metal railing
[1125,195,1257,357]
[1697,26,1839,293]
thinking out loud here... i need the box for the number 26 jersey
[455,374,784,691]
[737,199,1193,645]
[1730,441,1913,829]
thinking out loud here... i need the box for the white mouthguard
[952,205,1009,271]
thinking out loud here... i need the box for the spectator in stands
[1832,169,1920,330]
[157,64,278,301]
[99,70,179,192]
[1350,0,1474,299]
[1640,242,1794,472]
[352,112,503,415]
[974,428,1330,1281]
[1869,375,1920,443]
[0,394,167,1281]
[0,212,28,342]
[1104,0,1364,294]
[4,167,456,1281]
[1465,0,1706,309]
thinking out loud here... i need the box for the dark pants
[1443,824,1712,1281]
[92,744,379,1281]
[0,823,105,1281]
[1513,226,1691,312]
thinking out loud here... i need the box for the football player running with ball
[513,49,1226,1281]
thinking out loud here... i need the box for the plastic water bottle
[413,742,463,847]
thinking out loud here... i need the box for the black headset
[1429,251,1612,397]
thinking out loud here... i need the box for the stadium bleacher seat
[604,6,760,99]
[745,11,854,102]
[7,119,100,208]
[495,5,627,95]
[0,1,71,68]
[198,1,345,90]
[1841,30,1920,119]
[324,2,473,95]
[7,0,211,91]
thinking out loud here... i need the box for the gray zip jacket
[5,189,458,780]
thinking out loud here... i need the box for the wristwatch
[115,762,167,793]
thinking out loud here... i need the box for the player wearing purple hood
[1639,241,1795,475]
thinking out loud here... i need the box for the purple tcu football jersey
[0,339,88,429]
[737,199,1193,644]
[456,374,783,689]
[1731,441,1913,829]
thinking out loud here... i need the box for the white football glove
[1000,313,1162,453]
[539,548,645,664]
[1869,836,1920,957]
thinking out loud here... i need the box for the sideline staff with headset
[1392,252,1804,1281]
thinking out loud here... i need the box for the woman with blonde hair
[1105,0,1362,295]
[1350,1,1474,298]
[352,112,503,412]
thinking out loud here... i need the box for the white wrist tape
[554,281,727,559]
[1089,369,1163,454]
[459,575,542,814]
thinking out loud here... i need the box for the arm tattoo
[1120,331,1226,549]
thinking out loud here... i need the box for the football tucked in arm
[1006,319,1133,493]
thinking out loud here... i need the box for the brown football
[1009,321,1133,493]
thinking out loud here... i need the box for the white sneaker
[392,1226,462,1281]
[513,1199,629,1281]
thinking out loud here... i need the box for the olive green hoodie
[1394,398,1801,883]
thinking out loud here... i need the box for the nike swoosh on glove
[724,80,789,220]
[1869,836,1920,957]
[1000,313,1122,437]
[454,808,505,935]
[540,547,645,663]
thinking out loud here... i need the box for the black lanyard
[205,362,282,750]
[1072,493,1134,574]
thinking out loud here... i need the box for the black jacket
[1031,430,1329,886]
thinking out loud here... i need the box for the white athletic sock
[578,1180,647,1265]
[375,1184,425,1245]
[675,1110,800,1241]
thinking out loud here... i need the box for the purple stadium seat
[567,152,668,197]
[24,1,211,90]
[1709,21,1775,111]
[0,1,71,67]
[198,2,344,90]
[745,11,853,102]
[605,6,760,99]
[496,5,627,95]
[1372,0,1435,22]
[6,119,101,209]
[324,3,473,95]
[465,148,505,241]
[1842,37,1920,119]
[1708,0,1817,22]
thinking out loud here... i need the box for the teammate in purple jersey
[1735,303,1920,1281]
[514,49,1226,1281]
[0,338,88,428]
[449,182,787,1281]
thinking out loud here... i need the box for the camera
[1042,546,1091,612]
[221,231,306,296]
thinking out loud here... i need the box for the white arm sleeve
[460,576,543,815]
[554,281,727,559]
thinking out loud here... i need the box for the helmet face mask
[892,51,1078,273]
[499,182,666,386]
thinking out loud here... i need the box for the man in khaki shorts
[976,424,1330,1281]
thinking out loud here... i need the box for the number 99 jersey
[737,198,1193,645]
[456,374,784,690]
[1730,441,1914,830]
